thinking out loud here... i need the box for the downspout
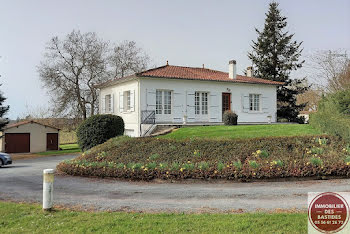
[138,77,141,137]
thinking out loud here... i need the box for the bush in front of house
[57,135,350,181]
[76,114,125,151]
[223,110,238,125]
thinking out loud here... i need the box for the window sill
[248,111,263,114]
[122,110,134,114]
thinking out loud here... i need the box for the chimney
[229,60,237,79]
[247,66,253,77]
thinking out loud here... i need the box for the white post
[43,169,55,210]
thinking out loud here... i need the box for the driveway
[1,155,350,212]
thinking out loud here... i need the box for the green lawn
[160,124,322,140]
[38,144,81,156]
[0,202,307,233]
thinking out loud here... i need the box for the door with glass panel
[155,90,172,122]
[194,92,209,122]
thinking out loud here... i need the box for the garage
[0,120,60,153]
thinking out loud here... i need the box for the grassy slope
[0,202,307,233]
[37,144,81,156]
[160,124,321,140]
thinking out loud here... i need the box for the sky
[1,0,349,119]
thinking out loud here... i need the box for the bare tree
[39,31,151,120]
[109,40,150,78]
[18,104,53,120]
[38,30,110,120]
[308,50,349,93]
[297,87,323,112]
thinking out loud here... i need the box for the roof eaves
[96,75,138,89]
[139,75,284,86]
[4,120,61,131]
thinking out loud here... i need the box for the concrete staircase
[149,125,178,137]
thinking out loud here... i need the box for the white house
[97,60,283,137]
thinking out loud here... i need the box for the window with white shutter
[249,94,261,111]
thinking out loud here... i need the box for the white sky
[1,0,349,119]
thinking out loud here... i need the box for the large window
[156,90,172,115]
[195,92,208,115]
[249,94,261,111]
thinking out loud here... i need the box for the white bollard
[43,169,55,210]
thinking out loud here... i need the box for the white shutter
[130,90,135,112]
[242,94,249,113]
[119,92,124,113]
[172,92,183,122]
[102,96,106,114]
[111,94,115,113]
[146,88,156,111]
[262,95,269,113]
[209,92,220,122]
[186,91,195,122]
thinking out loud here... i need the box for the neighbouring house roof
[97,64,284,88]
[3,120,61,131]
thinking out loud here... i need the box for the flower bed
[57,135,350,181]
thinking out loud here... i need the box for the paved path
[1,155,350,212]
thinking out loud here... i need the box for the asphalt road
[1,155,350,212]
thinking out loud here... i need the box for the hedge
[76,114,124,151]
[57,135,350,181]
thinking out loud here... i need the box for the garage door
[5,133,30,153]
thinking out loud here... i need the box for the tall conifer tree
[248,2,307,122]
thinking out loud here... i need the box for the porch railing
[141,110,155,124]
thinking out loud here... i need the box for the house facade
[98,60,283,137]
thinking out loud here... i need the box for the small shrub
[233,160,242,170]
[217,162,224,171]
[116,163,125,169]
[315,138,328,145]
[77,114,124,151]
[171,162,180,171]
[183,163,195,171]
[311,147,324,155]
[271,160,284,167]
[252,149,269,158]
[310,157,323,167]
[146,162,157,170]
[343,144,350,155]
[193,150,201,157]
[249,160,259,169]
[260,150,269,158]
[344,156,350,164]
[149,154,160,161]
[223,110,238,125]
[198,161,209,170]
[158,163,168,169]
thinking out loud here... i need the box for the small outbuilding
[0,120,60,153]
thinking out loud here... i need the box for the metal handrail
[141,110,155,124]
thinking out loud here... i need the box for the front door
[46,133,58,151]
[222,93,231,116]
